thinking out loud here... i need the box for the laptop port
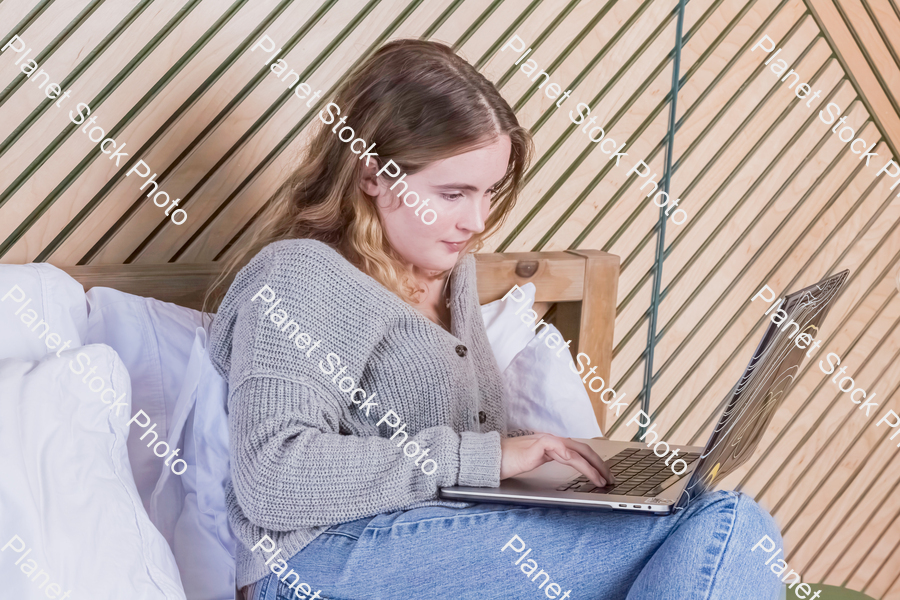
[619,504,627,508]
[633,505,641,508]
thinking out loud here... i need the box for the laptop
[440,270,850,515]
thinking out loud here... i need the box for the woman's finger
[564,439,616,485]
[546,445,606,487]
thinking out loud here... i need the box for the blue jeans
[251,491,783,600]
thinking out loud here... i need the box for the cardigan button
[455,344,467,357]
[478,411,487,424]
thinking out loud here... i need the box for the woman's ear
[358,159,383,197]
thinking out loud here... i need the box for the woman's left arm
[226,374,501,531]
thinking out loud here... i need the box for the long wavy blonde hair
[207,39,532,310]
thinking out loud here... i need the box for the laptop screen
[674,270,850,512]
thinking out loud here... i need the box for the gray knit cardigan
[208,239,507,587]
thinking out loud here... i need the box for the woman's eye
[441,192,464,201]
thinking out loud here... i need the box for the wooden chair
[62,249,619,433]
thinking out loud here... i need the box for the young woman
[208,39,782,600]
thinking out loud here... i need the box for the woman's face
[364,136,512,274]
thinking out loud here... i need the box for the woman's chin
[415,253,459,273]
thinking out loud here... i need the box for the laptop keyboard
[555,448,701,497]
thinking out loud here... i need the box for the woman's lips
[442,241,466,252]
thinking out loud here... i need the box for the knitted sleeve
[227,376,500,530]
[209,239,501,531]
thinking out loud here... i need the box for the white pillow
[480,284,603,438]
[503,324,603,439]
[151,328,236,600]
[85,287,204,508]
[480,282,539,372]
[83,287,236,600]
[0,345,185,599]
[0,264,87,361]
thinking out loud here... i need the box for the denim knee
[691,491,783,551]
[731,492,783,549]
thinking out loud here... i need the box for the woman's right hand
[499,433,615,487]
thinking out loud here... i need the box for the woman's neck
[410,266,452,331]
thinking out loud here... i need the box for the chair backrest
[62,249,619,432]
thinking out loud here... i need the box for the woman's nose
[459,198,487,233]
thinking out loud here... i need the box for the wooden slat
[807,0,900,158]
[472,251,585,302]
[60,261,220,309]
[566,249,620,434]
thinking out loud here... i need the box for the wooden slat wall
[1,0,898,595]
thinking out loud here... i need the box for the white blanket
[0,345,185,599]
